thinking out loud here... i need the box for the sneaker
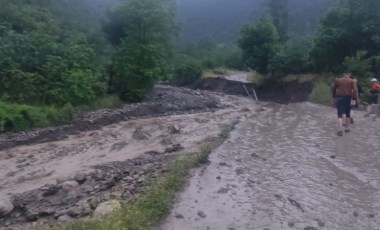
[344,128,350,133]
[337,130,344,136]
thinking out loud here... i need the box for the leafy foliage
[171,58,202,86]
[309,82,333,105]
[180,39,243,70]
[312,0,380,73]
[267,0,289,41]
[343,51,372,81]
[239,19,280,74]
[269,39,313,77]
[0,102,73,132]
[109,0,177,102]
[0,0,106,106]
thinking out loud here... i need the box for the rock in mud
[161,137,173,146]
[288,198,304,212]
[110,141,128,151]
[168,124,181,134]
[165,144,183,153]
[68,200,92,217]
[304,226,317,230]
[74,172,87,184]
[40,184,60,196]
[197,211,206,218]
[217,187,229,194]
[57,215,74,222]
[61,181,79,191]
[0,198,14,217]
[235,168,244,175]
[175,213,184,219]
[94,200,121,217]
[316,219,325,227]
[132,128,150,140]
[145,150,162,155]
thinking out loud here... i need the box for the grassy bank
[0,102,74,132]
[309,82,333,106]
[48,123,236,230]
[0,96,121,133]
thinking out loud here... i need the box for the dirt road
[162,103,380,230]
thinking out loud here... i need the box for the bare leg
[338,118,344,128]
[350,111,354,124]
[344,117,350,132]
[337,118,344,136]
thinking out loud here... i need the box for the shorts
[336,96,351,118]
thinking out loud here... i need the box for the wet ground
[0,89,257,229]
[162,103,380,230]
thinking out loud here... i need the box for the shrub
[0,102,73,132]
[309,82,333,105]
[92,95,122,109]
[268,39,313,78]
[343,51,372,82]
[171,60,202,86]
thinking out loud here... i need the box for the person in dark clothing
[331,72,359,136]
[369,78,380,105]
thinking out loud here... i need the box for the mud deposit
[0,88,257,229]
[195,77,312,104]
[162,103,380,230]
[0,85,222,151]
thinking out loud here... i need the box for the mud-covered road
[162,103,380,230]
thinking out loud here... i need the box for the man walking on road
[331,72,359,136]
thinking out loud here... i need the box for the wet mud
[162,103,380,230]
[0,85,222,151]
[195,77,312,104]
[0,89,257,229]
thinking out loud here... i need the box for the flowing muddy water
[0,94,256,203]
[162,103,380,230]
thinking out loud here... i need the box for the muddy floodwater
[162,103,380,230]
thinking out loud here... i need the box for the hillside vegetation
[1,0,380,131]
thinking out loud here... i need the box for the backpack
[371,82,380,93]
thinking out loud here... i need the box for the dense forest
[1,0,380,132]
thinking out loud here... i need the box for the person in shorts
[331,72,359,136]
[369,78,380,105]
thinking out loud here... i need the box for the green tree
[312,0,380,72]
[238,19,280,74]
[343,50,372,81]
[109,0,177,102]
[269,39,313,77]
[267,0,289,41]
[171,57,202,86]
[0,0,107,106]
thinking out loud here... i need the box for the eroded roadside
[0,86,259,230]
